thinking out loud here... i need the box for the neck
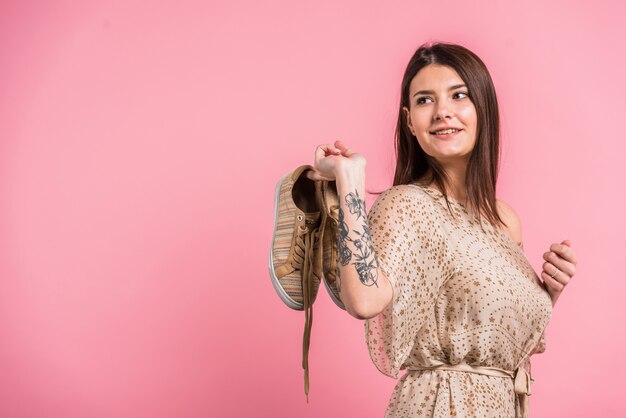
[429,159,468,204]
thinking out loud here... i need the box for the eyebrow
[412,84,467,97]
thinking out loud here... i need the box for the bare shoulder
[495,198,523,245]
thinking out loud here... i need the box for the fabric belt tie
[407,362,533,418]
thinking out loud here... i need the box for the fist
[306,140,366,182]
[541,239,577,305]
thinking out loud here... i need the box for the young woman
[306,42,577,417]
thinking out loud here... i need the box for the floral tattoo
[337,189,380,287]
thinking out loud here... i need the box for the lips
[430,129,462,139]
[430,128,463,134]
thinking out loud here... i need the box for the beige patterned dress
[364,184,552,417]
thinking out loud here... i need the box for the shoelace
[326,204,340,285]
[329,204,339,218]
[292,221,319,402]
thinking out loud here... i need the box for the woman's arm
[497,199,573,307]
[308,140,392,320]
[334,167,393,320]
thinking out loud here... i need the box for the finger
[542,252,576,277]
[334,140,355,157]
[305,169,333,182]
[314,145,340,166]
[550,242,577,264]
[541,269,565,292]
[542,260,572,288]
[316,144,341,157]
[541,261,567,286]
[334,139,349,150]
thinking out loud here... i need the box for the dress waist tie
[406,362,534,418]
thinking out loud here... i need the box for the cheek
[413,113,434,132]
[458,106,477,128]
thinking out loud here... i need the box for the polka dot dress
[364,184,552,417]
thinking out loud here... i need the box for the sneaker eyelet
[297,215,303,221]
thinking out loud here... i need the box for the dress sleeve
[364,186,455,378]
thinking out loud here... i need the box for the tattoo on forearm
[337,189,380,287]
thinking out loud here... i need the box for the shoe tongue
[304,211,321,226]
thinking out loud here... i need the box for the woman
[306,42,577,417]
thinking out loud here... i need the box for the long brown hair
[378,41,506,231]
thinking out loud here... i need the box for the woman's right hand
[306,140,366,182]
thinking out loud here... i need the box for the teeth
[433,129,459,135]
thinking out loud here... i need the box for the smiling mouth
[430,129,463,139]
[430,128,462,135]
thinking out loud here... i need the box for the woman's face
[403,64,478,164]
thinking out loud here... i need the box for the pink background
[1,0,624,417]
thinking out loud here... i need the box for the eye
[416,92,470,105]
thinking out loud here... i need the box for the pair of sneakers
[268,164,345,402]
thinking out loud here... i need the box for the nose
[433,100,453,121]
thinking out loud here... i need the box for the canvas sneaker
[319,180,346,310]
[269,165,324,309]
[269,164,325,402]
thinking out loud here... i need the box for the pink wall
[1,0,624,417]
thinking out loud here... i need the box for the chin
[431,151,471,162]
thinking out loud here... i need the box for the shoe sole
[323,272,345,310]
[321,181,346,311]
[268,174,304,310]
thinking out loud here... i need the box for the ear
[402,106,413,132]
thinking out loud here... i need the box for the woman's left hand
[541,239,577,306]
